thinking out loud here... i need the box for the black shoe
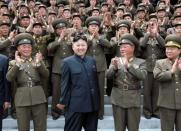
[52,115,60,120]
[98,115,104,120]
[152,114,160,119]
[52,109,62,120]
[143,110,152,119]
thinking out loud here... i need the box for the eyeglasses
[73,32,87,42]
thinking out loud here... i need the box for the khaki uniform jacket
[0,38,12,56]
[153,59,181,109]
[86,34,112,72]
[107,57,147,108]
[6,60,49,107]
[140,33,165,72]
[47,38,73,74]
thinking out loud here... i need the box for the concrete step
[2,129,161,131]
[3,116,160,129]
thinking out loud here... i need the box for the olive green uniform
[6,59,49,131]
[153,35,181,131]
[48,37,73,119]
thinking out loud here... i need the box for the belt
[17,81,41,88]
[115,84,141,90]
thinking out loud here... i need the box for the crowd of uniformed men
[0,0,181,131]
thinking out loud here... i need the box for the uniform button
[176,88,179,91]
[28,78,31,80]
[93,50,96,52]
[63,52,66,55]
[176,81,179,84]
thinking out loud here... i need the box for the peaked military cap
[14,33,35,47]
[118,3,125,7]
[79,3,85,7]
[0,20,10,26]
[72,13,81,19]
[116,20,131,30]
[157,6,166,12]
[116,6,125,11]
[165,34,181,48]
[149,13,158,19]
[137,3,146,8]
[2,13,11,17]
[0,3,8,8]
[33,21,42,27]
[173,12,181,19]
[118,34,139,49]
[38,4,46,9]
[136,7,146,13]
[20,14,30,19]
[174,21,181,27]
[63,6,71,11]
[57,4,64,7]
[123,12,132,19]
[174,4,181,10]
[101,2,108,7]
[35,1,41,6]
[91,7,100,12]
[85,16,101,27]
[48,10,57,15]
[52,18,69,29]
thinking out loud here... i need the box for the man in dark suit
[56,32,100,131]
[0,54,10,131]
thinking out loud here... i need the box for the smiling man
[6,33,49,131]
[56,32,100,131]
[153,34,181,131]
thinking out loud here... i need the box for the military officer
[0,20,16,57]
[110,20,131,57]
[106,34,147,131]
[6,33,49,131]
[85,16,112,119]
[153,34,181,131]
[140,13,165,119]
[106,20,131,96]
[47,18,73,120]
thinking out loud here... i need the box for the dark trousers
[64,111,98,131]
[51,73,62,117]
[97,71,105,118]
[160,107,181,131]
[112,104,141,131]
[0,106,3,131]
[143,72,159,118]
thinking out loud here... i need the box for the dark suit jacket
[0,54,9,107]
[60,55,100,112]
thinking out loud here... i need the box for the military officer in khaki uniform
[6,33,49,131]
[85,16,112,119]
[106,20,131,96]
[140,13,165,119]
[153,34,181,131]
[107,34,147,131]
[47,18,73,120]
[110,20,131,57]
